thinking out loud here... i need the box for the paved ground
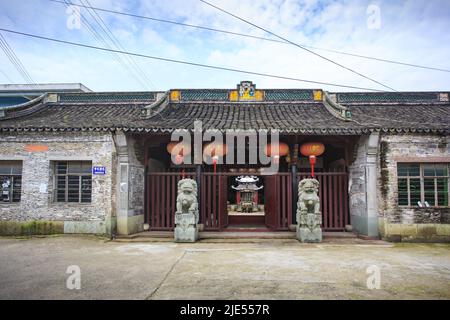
[0,235,449,300]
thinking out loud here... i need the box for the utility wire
[199,1,400,92]
[0,28,389,92]
[49,0,450,74]
[0,34,32,83]
[78,0,149,90]
[0,67,13,83]
[82,0,156,89]
[0,33,34,83]
[79,0,153,90]
[62,0,139,87]
[63,0,148,90]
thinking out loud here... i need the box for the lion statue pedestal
[296,178,322,243]
[174,178,199,242]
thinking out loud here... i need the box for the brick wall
[377,133,450,241]
[0,132,116,234]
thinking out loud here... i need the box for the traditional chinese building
[0,82,449,242]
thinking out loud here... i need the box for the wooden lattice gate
[297,172,349,231]
[146,171,349,231]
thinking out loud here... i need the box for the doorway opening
[227,175,266,228]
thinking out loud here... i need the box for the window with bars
[0,161,22,203]
[397,163,449,207]
[54,161,92,203]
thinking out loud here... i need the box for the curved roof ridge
[0,94,50,120]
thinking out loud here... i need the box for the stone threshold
[114,231,370,243]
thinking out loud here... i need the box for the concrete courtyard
[0,235,449,300]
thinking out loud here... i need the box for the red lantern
[300,142,325,157]
[167,141,191,158]
[167,141,191,177]
[264,142,289,157]
[300,142,325,178]
[264,142,289,165]
[203,142,228,173]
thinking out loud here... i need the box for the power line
[0,27,388,92]
[0,34,34,83]
[77,0,152,90]
[66,0,151,90]
[63,0,151,90]
[0,34,32,83]
[49,0,450,74]
[312,47,450,73]
[199,0,397,92]
[0,68,13,83]
[82,0,156,89]
[0,33,34,83]
[62,0,139,88]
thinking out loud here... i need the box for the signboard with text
[92,166,106,175]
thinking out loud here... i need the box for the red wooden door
[218,175,228,230]
[201,173,228,230]
[264,175,279,229]
[146,172,196,231]
[297,172,349,231]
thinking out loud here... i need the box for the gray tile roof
[0,97,448,134]
[143,102,364,132]
[349,103,450,130]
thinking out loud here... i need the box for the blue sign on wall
[92,166,106,175]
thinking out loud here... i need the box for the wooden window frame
[397,163,449,208]
[54,161,92,203]
[0,161,22,204]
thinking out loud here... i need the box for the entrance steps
[115,230,358,242]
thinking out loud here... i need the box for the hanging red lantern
[167,141,191,159]
[300,142,325,178]
[203,142,228,173]
[264,142,289,157]
[264,142,289,164]
[300,142,325,157]
[167,141,191,177]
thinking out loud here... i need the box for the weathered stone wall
[114,132,145,235]
[0,132,116,234]
[128,135,145,216]
[349,135,368,218]
[377,133,450,242]
[348,133,379,237]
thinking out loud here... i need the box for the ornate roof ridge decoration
[264,89,318,101]
[322,92,352,120]
[58,91,158,103]
[141,91,170,119]
[337,91,449,104]
[169,81,324,103]
[0,93,50,120]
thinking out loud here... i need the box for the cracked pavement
[0,235,449,299]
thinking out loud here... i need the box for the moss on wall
[0,221,64,236]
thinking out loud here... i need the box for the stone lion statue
[174,178,199,242]
[176,179,198,218]
[296,178,322,242]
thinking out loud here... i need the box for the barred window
[0,161,22,203]
[54,161,92,203]
[398,163,449,207]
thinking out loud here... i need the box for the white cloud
[0,0,449,91]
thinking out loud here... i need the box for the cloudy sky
[0,0,449,92]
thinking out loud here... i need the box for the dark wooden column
[143,138,149,224]
[196,164,202,223]
[291,143,299,224]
